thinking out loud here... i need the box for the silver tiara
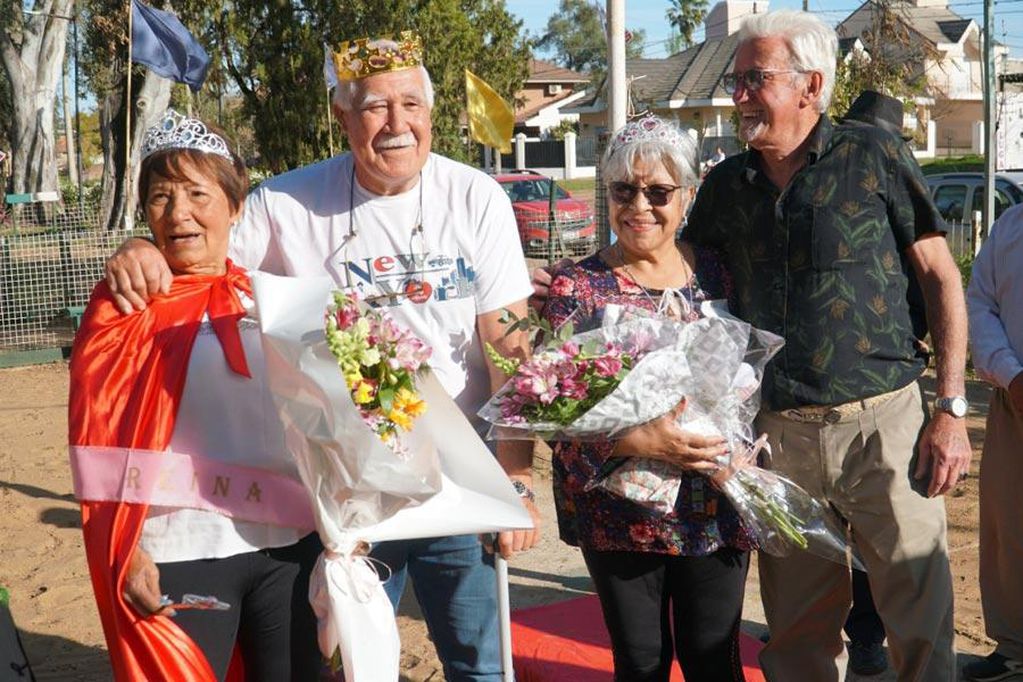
[141,109,233,162]
[608,114,689,157]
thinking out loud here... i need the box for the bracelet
[511,480,535,503]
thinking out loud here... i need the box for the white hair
[601,120,699,189]
[332,65,435,112]
[738,10,838,113]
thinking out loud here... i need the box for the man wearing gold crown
[106,31,539,681]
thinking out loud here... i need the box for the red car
[493,171,597,257]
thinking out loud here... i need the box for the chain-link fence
[0,197,146,364]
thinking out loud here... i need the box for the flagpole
[124,0,134,231]
[326,82,335,157]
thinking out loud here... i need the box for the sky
[506,0,1023,60]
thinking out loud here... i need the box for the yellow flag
[465,69,514,154]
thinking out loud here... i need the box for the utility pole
[607,0,626,135]
[982,0,995,239]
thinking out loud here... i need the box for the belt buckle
[823,409,842,425]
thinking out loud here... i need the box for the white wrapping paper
[252,272,533,680]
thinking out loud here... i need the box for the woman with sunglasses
[540,115,754,682]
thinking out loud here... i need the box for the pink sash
[69,445,315,530]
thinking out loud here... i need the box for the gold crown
[333,31,424,82]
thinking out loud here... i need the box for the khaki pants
[755,382,956,682]
[980,388,1023,661]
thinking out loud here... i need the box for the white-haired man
[105,31,539,681]
[684,10,970,681]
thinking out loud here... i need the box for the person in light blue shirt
[965,202,1023,682]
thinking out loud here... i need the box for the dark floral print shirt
[684,117,936,410]
[541,246,755,556]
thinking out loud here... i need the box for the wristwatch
[511,480,535,503]
[934,396,969,418]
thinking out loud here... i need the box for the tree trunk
[62,59,79,189]
[0,0,75,220]
[97,69,171,231]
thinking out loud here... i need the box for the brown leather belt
[775,382,916,424]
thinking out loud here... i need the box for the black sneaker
[963,653,1023,681]
[848,641,888,676]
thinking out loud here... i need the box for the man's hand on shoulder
[914,412,972,497]
[105,238,172,314]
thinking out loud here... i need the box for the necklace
[615,243,694,318]
[341,165,427,302]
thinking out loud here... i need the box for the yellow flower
[352,380,376,405]
[343,367,363,387]
[394,387,427,417]
[388,408,414,431]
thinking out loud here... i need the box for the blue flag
[131,0,209,92]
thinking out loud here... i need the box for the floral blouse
[541,244,755,556]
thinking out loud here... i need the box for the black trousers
[844,568,885,646]
[157,531,323,681]
[582,547,749,682]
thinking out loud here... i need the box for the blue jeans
[371,534,502,681]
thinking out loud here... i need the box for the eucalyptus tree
[80,0,171,230]
[0,0,75,201]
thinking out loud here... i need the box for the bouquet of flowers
[480,298,861,568]
[325,291,431,455]
[254,274,532,681]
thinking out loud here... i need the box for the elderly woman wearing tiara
[68,111,321,681]
[540,115,754,682]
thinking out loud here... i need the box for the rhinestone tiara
[607,114,689,157]
[141,109,233,162]
[332,31,423,82]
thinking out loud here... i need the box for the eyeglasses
[722,68,808,95]
[608,182,683,207]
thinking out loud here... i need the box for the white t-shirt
[140,295,308,563]
[230,152,532,418]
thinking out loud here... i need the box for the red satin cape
[68,262,251,681]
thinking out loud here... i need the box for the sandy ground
[0,362,995,681]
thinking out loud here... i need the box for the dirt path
[0,363,993,681]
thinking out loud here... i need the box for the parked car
[493,170,596,257]
[925,172,1023,224]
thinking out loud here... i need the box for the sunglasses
[722,68,808,95]
[608,182,683,207]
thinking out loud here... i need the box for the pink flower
[558,378,588,400]
[560,341,580,357]
[626,330,654,356]
[550,276,575,297]
[593,355,623,377]
[389,335,431,371]
[333,300,360,329]
[514,362,560,405]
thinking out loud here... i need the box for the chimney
[705,0,769,41]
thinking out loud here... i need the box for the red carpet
[511,595,767,681]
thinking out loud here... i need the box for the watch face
[951,396,968,417]
[938,397,968,417]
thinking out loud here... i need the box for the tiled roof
[515,91,580,123]
[628,32,741,105]
[837,1,976,48]
[527,58,589,84]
